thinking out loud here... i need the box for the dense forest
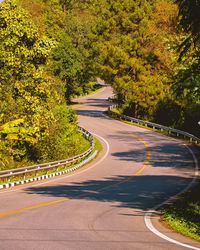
[0,0,200,169]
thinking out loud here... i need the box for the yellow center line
[133,165,147,176]
[131,134,151,171]
[0,128,151,219]
[0,198,71,218]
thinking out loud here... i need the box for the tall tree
[0,0,54,162]
[174,0,200,105]
[91,0,177,119]
[176,0,200,56]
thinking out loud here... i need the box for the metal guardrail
[2,99,199,185]
[0,127,94,181]
[108,105,200,145]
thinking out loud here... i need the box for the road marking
[104,112,200,249]
[102,112,151,170]
[2,91,198,248]
[0,198,70,218]
[133,165,147,176]
[94,134,150,192]
[144,145,200,250]
[0,134,110,218]
[131,135,151,176]
[0,133,149,219]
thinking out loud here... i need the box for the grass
[162,181,200,241]
[94,137,103,152]
[86,83,104,95]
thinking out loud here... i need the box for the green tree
[52,34,83,102]
[91,0,177,119]
[176,0,200,57]
[171,0,200,137]
[19,0,99,100]
[0,0,54,162]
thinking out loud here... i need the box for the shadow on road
[109,130,195,170]
[76,110,106,118]
[41,94,198,214]
[75,98,110,108]
[25,175,194,212]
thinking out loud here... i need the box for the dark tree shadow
[25,175,195,212]
[75,98,110,108]
[109,130,196,170]
[76,110,105,118]
[63,96,199,214]
[75,98,111,118]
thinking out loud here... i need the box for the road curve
[0,86,199,250]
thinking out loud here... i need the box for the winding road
[0,86,199,250]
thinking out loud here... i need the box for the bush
[33,105,90,162]
[153,97,183,127]
[182,104,200,138]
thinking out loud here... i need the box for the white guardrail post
[0,127,95,189]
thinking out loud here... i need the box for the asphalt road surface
[0,86,199,250]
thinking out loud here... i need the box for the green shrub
[33,105,90,162]
[153,97,183,127]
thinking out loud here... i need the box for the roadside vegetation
[0,0,199,240]
[0,137,103,185]
[94,137,103,153]
[94,0,200,139]
[162,181,200,241]
[0,0,92,170]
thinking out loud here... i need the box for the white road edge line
[0,133,110,195]
[144,145,200,250]
[104,112,200,249]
